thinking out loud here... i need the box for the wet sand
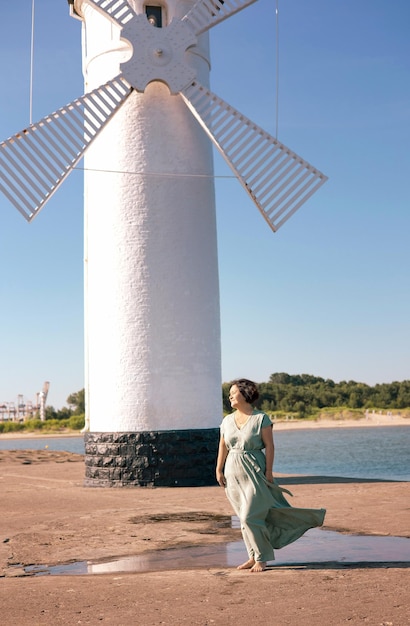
[0,448,409,625]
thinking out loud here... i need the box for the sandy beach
[0,430,409,626]
[275,413,409,430]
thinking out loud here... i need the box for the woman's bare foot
[250,561,267,573]
[237,558,255,570]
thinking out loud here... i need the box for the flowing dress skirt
[222,413,326,563]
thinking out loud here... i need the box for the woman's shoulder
[220,412,235,427]
[253,411,273,427]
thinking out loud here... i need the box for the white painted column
[76,0,222,432]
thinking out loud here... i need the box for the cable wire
[72,165,238,179]
[29,0,35,125]
[275,0,279,139]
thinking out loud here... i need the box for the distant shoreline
[273,413,409,431]
[0,431,83,440]
[0,414,408,440]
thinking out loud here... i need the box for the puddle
[24,528,410,576]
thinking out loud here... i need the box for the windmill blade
[0,75,132,222]
[85,0,137,27]
[181,81,328,232]
[183,0,258,36]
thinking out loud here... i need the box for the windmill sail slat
[267,172,318,220]
[18,126,76,188]
[34,121,79,171]
[81,103,104,135]
[202,109,236,139]
[84,93,123,130]
[181,81,327,232]
[0,146,48,212]
[41,115,84,158]
[183,0,258,36]
[2,127,71,197]
[217,118,250,151]
[251,153,297,196]
[0,180,34,220]
[247,156,294,197]
[244,148,286,187]
[262,166,311,209]
[0,153,40,209]
[0,140,45,199]
[189,91,224,127]
[45,109,86,152]
[273,179,326,230]
[83,92,113,123]
[232,137,274,178]
[233,139,271,175]
[3,131,60,190]
[87,0,136,26]
[0,76,132,221]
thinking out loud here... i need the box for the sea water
[1,425,409,481]
[273,425,410,482]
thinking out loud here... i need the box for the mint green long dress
[220,410,326,563]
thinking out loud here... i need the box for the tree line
[223,373,410,418]
[2,375,409,434]
[25,376,410,421]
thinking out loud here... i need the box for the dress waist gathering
[228,449,263,455]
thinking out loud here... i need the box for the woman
[216,378,326,573]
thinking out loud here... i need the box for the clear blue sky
[0,0,409,409]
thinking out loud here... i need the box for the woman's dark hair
[231,379,259,404]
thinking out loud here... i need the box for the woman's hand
[261,425,275,484]
[216,435,228,487]
[265,470,274,483]
[216,469,226,487]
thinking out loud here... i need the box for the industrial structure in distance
[0,382,50,422]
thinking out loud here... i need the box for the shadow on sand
[276,475,404,485]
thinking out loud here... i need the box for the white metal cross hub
[120,15,197,94]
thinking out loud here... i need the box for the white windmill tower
[0,0,327,486]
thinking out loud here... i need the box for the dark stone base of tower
[84,429,219,487]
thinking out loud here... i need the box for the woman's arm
[261,425,275,483]
[216,435,228,487]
